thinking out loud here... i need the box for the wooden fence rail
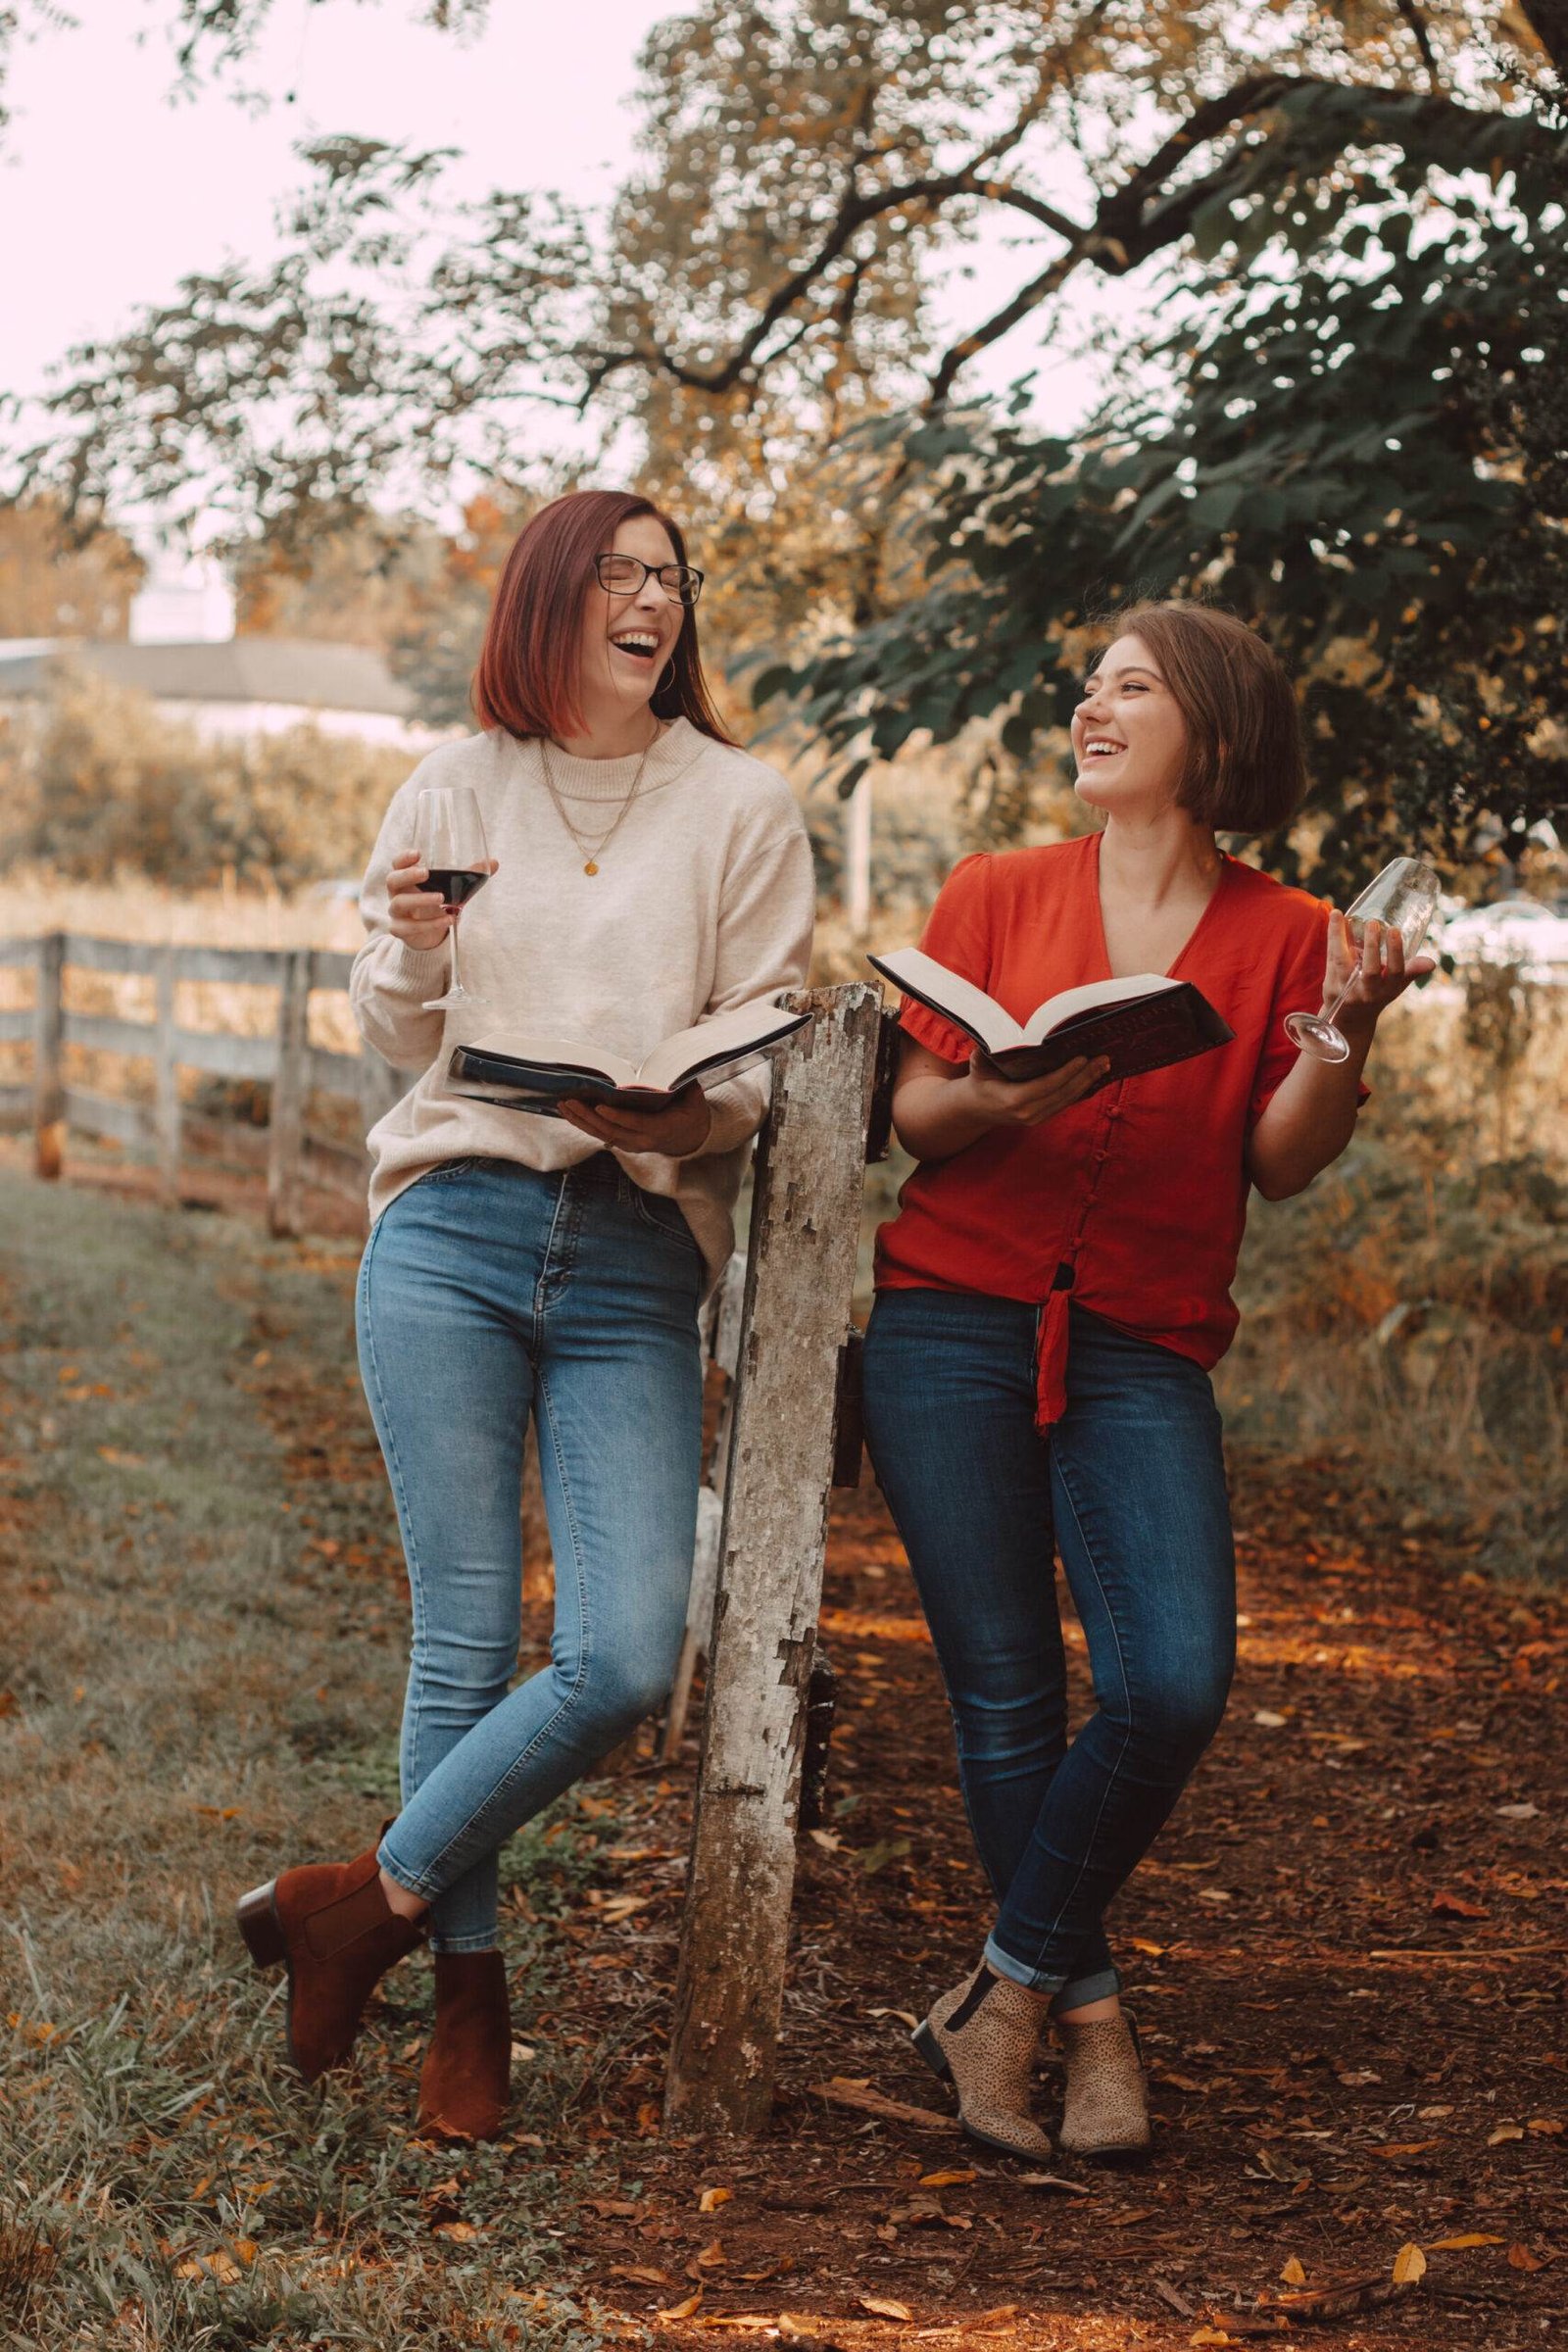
[0,931,404,1235]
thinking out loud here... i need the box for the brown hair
[472,487,736,745]
[1101,602,1306,833]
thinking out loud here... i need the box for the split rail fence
[0,931,402,1234]
[1,930,900,2138]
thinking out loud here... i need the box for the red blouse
[875,834,1353,1426]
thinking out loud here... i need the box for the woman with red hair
[234,490,813,2138]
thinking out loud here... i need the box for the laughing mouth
[1082,738,1126,759]
[611,631,662,662]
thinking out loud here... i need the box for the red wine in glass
[416,784,490,1010]
[424,867,490,909]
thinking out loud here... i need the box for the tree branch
[1392,0,1441,89]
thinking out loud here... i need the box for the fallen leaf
[1528,2118,1563,2134]
[431,2220,480,2241]
[867,2006,920,2030]
[1015,2172,1092,2195]
[858,2296,911,2322]
[611,2266,674,2287]
[97,1446,146,1469]
[1507,2244,1544,2272]
[658,2289,704,2321]
[1392,2243,1427,2286]
[1280,2256,1307,2286]
[1376,2139,1441,2158]
[636,2100,662,2133]
[1252,1710,1288,1728]
[858,1836,911,1876]
[1495,1802,1539,1819]
[698,2187,732,2214]
[1431,1890,1490,1920]
[1430,2233,1505,2248]
[1129,1937,1166,1956]
[917,2169,976,2188]
[694,2240,726,2270]
[1488,2125,1525,2145]
[808,1829,842,1852]
[1188,2329,1231,2347]
[1197,1887,1234,1904]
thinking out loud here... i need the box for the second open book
[868,949,1234,1084]
[446,999,809,1116]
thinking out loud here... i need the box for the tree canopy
[775,74,1568,879]
[7,0,1564,867]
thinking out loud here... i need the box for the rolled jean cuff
[376,1834,443,1905]
[1049,1966,1122,2015]
[428,1930,502,1955]
[983,1933,1066,1996]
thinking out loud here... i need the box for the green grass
[0,1175,619,2350]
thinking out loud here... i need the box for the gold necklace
[538,726,658,875]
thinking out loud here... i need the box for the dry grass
[0,1174,623,2350]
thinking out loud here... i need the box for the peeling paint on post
[664,982,881,2136]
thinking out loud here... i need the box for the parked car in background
[1434,897,1568,986]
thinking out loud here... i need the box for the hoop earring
[656,660,676,699]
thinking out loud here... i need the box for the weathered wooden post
[267,948,312,1240]
[32,931,66,1181]
[154,944,181,1199]
[664,981,881,2135]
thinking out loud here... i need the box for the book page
[1023,971,1175,1044]
[637,1000,805,1092]
[867,950,1023,1054]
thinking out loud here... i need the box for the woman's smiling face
[580,513,688,716]
[1071,633,1191,815]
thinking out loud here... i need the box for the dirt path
[3,1168,1564,2349]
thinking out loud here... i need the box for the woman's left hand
[558,1080,713,1157]
[1324,912,1437,1036]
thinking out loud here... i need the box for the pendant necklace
[538,724,659,876]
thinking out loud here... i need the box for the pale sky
[2,0,1130,529]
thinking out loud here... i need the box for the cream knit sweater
[351,719,816,1290]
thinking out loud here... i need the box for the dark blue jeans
[862,1290,1236,2002]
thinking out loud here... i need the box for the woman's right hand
[385,850,497,951]
[959,1048,1110,1128]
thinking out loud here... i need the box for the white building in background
[0,635,452,753]
[128,551,236,647]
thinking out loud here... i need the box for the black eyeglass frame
[594,552,706,607]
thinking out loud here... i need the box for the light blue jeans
[357,1153,704,1951]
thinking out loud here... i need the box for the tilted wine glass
[416,784,491,1013]
[1285,855,1441,1065]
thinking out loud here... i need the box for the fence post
[267,948,312,1240]
[664,981,881,2136]
[154,945,181,1199]
[32,931,66,1181]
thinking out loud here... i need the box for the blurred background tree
[0,497,144,639]
[7,0,1565,861]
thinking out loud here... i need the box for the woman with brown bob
[235,489,814,2138]
[862,603,1431,2161]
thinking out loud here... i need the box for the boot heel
[912,2022,952,2081]
[236,1883,285,1968]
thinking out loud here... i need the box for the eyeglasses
[594,552,705,607]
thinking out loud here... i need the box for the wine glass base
[422,986,477,1013]
[1284,1011,1351,1065]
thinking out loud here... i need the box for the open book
[868,948,1234,1085]
[446,999,809,1116]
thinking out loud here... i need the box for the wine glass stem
[448,908,462,997]
[1322,963,1359,1030]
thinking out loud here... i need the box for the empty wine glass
[416,784,490,1012]
[1285,855,1441,1064]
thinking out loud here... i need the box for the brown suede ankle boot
[417,1951,512,2141]
[912,1963,1054,2159]
[235,1835,426,2083]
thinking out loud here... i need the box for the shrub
[0,661,416,890]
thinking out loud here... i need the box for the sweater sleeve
[685,809,817,1158]
[348,770,453,1071]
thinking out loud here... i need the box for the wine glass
[416,785,491,1013]
[1285,855,1441,1064]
